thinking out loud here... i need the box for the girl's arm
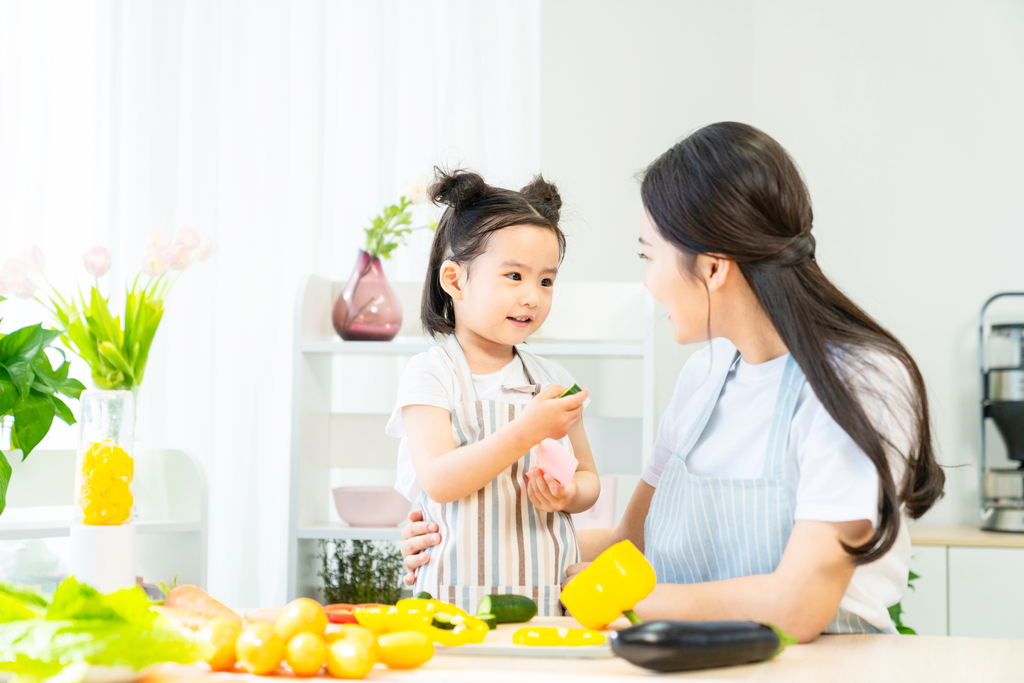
[403,385,589,504]
[525,418,600,514]
[633,518,872,643]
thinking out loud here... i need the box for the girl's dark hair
[641,122,944,565]
[421,168,566,338]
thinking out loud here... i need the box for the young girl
[385,169,600,615]
[400,124,946,640]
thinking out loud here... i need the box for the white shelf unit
[1,448,208,588]
[287,275,656,600]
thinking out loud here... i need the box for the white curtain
[0,0,540,607]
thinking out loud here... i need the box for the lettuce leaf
[0,577,208,679]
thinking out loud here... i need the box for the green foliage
[0,300,86,517]
[363,197,436,260]
[318,539,404,606]
[48,277,164,391]
[888,569,920,635]
[0,577,208,679]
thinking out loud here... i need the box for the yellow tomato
[235,622,285,675]
[376,631,434,669]
[325,624,377,647]
[325,630,377,679]
[198,617,242,671]
[274,597,328,642]
[286,632,327,677]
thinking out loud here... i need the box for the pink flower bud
[168,246,192,271]
[148,230,171,251]
[11,276,36,299]
[194,236,218,261]
[83,246,112,277]
[22,246,45,272]
[142,250,169,277]
[174,227,201,252]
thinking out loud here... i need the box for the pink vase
[332,250,403,341]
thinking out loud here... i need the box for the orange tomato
[235,623,285,675]
[197,617,242,671]
[286,632,327,677]
[325,627,377,679]
[274,597,328,642]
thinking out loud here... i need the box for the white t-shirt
[385,345,577,501]
[642,339,915,633]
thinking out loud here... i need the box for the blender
[980,292,1024,532]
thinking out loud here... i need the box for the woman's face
[638,206,711,345]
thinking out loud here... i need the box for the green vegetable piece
[432,612,456,630]
[559,384,582,398]
[766,623,798,659]
[479,613,498,630]
[416,591,434,600]
[477,594,537,623]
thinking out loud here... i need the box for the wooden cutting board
[433,616,628,659]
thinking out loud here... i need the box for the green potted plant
[318,539,404,605]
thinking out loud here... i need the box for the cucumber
[609,620,794,672]
[479,613,498,630]
[432,612,456,630]
[476,595,537,624]
[559,383,582,398]
[415,591,433,600]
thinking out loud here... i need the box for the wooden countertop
[144,623,1024,683]
[909,524,1024,548]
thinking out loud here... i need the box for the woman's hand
[399,510,441,586]
[518,385,589,443]
[525,468,577,512]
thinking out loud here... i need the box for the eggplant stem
[623,610,643,625]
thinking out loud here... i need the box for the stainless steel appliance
[980,292,1024,532]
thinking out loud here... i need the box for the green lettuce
[0,577,208,680]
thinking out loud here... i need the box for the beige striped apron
[414,334,580,615]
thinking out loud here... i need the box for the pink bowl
[332,486,411,527]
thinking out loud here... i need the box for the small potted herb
[318,540,404,605]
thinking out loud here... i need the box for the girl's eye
[637,252,648,261]
[506,273,521,281]
[541,278,553,287]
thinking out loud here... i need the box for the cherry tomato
[274,597,328,642]
[197,617,242,672]
[235,623,285,675]
[286,632,327,677]
[377,631,434,669]
[326,627,378,679]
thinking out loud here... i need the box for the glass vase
[74,390,136,526]
[332,249,403,341]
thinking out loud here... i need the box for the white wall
[539,0,1024,526]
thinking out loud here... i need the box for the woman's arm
[633,518,872,643]
[575,479,655,562]
[404,385,589,504]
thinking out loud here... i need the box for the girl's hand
[520,385,589,443]
[562,561,591,588]
[399,510,442,586]
[525,467,577,512]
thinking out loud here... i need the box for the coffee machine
[980,292,1024,532]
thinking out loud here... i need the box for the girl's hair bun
[520,174,562,220]
[429,168,487,209]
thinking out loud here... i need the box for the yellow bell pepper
[353,604,398,632]
[513,627,606,647]
[354,599,488,646]
[559,540,656,630]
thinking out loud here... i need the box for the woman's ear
[704,254,733,293]
[439,260,465,300]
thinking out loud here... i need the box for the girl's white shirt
[386,344,577,502]
[643,338,915,632]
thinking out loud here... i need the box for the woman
[399,122,944,641]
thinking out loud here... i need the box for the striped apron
[644,351,890,634]
[414,335,579,615]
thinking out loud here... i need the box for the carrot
[159,585,241,630]
[243,608,282,626]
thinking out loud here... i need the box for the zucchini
[559,383,582,398]
[432,612,457,630]
[609,621,795,672]
[476,594,537,624]
[478,613,498,630]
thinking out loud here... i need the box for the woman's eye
[637,252,648,261]
[541,278,553,287]
[506,272,521,281]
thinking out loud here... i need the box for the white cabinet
[901,545,947,636]
[908,526,1024,639]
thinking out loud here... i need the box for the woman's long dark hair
[642,122,943,564]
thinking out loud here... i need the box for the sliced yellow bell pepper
[559,540,656,630]
[513,627,606,647]
[353,604,398,632]
[355,599,487,646]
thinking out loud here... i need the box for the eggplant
[609,620,793,672]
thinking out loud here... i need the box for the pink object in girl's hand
[533,438,578,487]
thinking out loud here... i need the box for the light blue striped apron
[644,351,887,634]
[414,335,579,615]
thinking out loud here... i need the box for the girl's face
[638,206,711,345]
[449,224,560,347]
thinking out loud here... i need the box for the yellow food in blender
[77,439,134,525]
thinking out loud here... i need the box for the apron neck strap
[763,354,806,480]
[444,334,481,403]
